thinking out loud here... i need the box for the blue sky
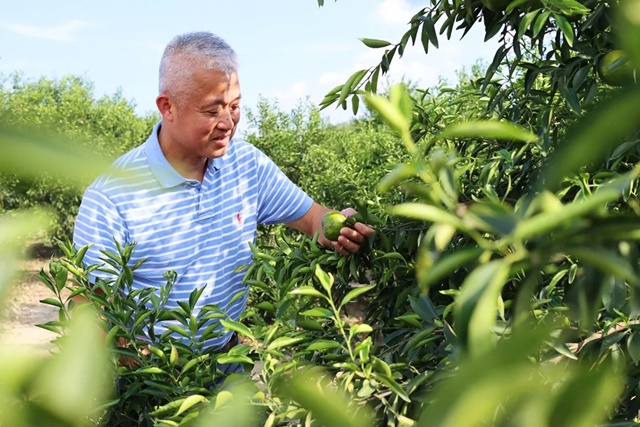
[1,0,499,133]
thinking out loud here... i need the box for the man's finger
[341,227,366,244]
[354,222,375,237]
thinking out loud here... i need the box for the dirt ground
[0,257,59,353]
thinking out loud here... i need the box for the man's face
[172,69,241,159]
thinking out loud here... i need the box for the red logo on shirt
[236,212,242,224]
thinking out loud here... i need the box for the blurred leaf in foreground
[0,125,115,188]
[417,322,624,427]
[0,304,113,426]
[538,88,640,191]
[0,209,50,309]
[274,366,375,427]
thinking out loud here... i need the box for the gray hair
[158,32,238,101]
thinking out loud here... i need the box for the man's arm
[286,202,375,255]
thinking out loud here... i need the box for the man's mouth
[212,134,231,143]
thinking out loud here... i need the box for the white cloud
[3,20,88,42]
[274,81,310,103]
[373,0,415,26]
[318,71,349,87]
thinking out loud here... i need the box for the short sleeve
[254,148,313,225]
[72,187,129,284]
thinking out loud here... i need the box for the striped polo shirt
[73,121,313,349]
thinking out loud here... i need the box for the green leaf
[216,354,253,365]
[532,11,551,38]
[377,163,420,193]
[181,355,207,374]
[29,306,113,424]
[338,70,367,108]
[39,298,63,309]
[546,363,623,427]
[289,286,328,300]
[552,342,578,360]
[616,0,640,70]
[539,89,640,190]
[149,397,188,416]
[132,310,153,330]
[306,339,342,352]
[359,38,392,48]
[364,94,409,136]
[133,367,167,375]
[388,203,465,230]
[170,344,179,367]
[628,332,640,365]
[297,319,324,331]
[255,301,276,313]
[454,259,511,356]
[0,128,115,187]
[219,319,254,340]
[437,120,538,143]
[517,10,540,40]
[300,307,333,317]
[340,284,376,309]
[466,202,517,236]
[519,166,640,240]
[315,264,333,293]
[268,336,305,350]
[423,17,438,48]
[374,373,411,403]
[416,324,560,426]
[351,94,360,116]
[350,324,373,335]
[165,324,191,339]
[555,14,574,47]
[176,394,207,416]
[566,247,640,286]
[273,367,374,427]
[389,84,413,124]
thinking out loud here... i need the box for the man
[73,32,374,356]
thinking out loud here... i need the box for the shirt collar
[144,121,228,188]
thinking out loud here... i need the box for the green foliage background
[0,74,158,244]
[3,0,640,426]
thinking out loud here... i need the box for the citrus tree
[0,74,157,244]
[280,0,640,424]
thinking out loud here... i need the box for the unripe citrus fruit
[598,50,635,87]
[322,211,348,241]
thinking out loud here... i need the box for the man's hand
[331,208,375,256]
[287,203,375,256]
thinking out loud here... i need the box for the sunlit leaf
[359,38,392,48]
[220,319,255,341]
[176,394,207,416]
[268,336,305,350]
[306,339,342,351]
[437,120,538,143]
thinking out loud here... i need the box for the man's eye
[207,110,220,116]
[231,105,240,112]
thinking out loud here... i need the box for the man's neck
[158,128,208,183]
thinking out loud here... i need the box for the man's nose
[217,111,234,129]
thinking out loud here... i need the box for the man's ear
[156,94,175,122]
